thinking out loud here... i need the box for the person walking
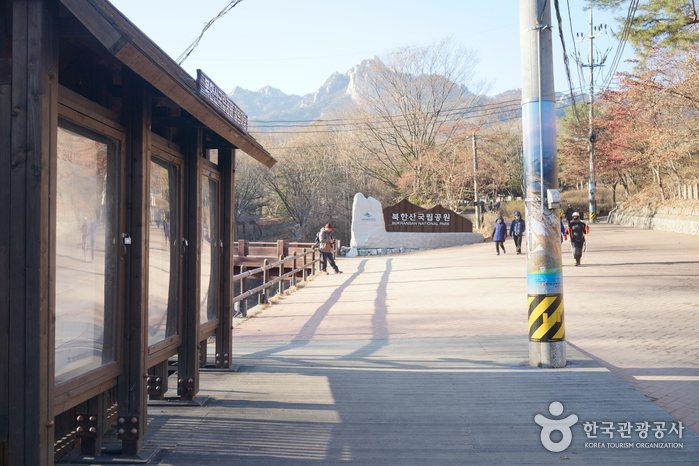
[318,223,342,274]
[565,212,589,266]
[564,205,574,224]
[491,216,507,255]
[509,211,526,255]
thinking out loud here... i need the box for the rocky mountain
[229,59,378,127]
[228,58,540,129]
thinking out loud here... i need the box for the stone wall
[607,206,699,237]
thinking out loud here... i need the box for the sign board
[383,199,472,233]
[196,70,248,133]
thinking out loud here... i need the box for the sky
[109,0,636,98]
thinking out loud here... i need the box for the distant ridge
[229,58,575,130]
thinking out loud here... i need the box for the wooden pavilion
[0,0,275,463]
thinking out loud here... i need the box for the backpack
[314,231,322,247]
[569,222,585,241]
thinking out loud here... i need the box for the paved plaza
[139,222,699,465]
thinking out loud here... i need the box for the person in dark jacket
[509,211,525,255]
[318,223,342,274]
[491,216,508,255]
[564,205,574,224]
[565,212,589,266]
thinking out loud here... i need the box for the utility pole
[472,135,480,229]
[520,0,566,367]
[578,5,606,223]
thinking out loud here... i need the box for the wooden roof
[60,0,276,168]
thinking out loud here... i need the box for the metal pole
[587,5,597,222]
[520,0,566,367]
[472,135,480,229]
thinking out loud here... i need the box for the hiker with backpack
[565,212,589,266]
[317,223,342,274]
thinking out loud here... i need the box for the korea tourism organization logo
[535,402,578,452]
[534,402,685,452]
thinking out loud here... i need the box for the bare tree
[350,38,486,202]
[234,153,267,239]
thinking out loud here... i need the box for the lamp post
[576,4,606,222]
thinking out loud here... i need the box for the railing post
[259,259,269,305]
[312,249,317,275]
[277,239,285,258]
[292,256,297,287]
[302,248,308,282]
[238,239,247,257]
[240,265,248,317]
[278,255,284,296]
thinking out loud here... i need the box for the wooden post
[278,255,284,296]
[178,127,202,399]
[5,2,58,464]
[276,240,285,258]
[292,256,297,287]
[147,361,169,401]
[302,249,308,282]
[240,265,248,317]
[118,69,151,456]
[198,339,207,369]
[0,15,11,462]
[76,393,107,457]
[259,259,269,305]
[216,148,235,369]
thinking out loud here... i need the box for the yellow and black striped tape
[528,294,565,342]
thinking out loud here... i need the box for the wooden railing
[231,240,341,317]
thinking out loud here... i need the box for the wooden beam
[117,68,150,457]
[178,127,202,398]
[8,1,57,464]
[59,0,276,168]
[151,115,202,129]
[216,149,235,368]
[114,42,275,167]
[0,56,9,453]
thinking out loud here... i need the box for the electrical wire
[248,91,587,138]
[600,0,640,90]
[566,0,586,93]
[248,89,591,131]
[554,0,581,123]
[176,0,244,65]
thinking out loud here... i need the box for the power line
[600,0,640,90]
[248,90,593,133]
[251,92,588,141]
[554,0,581,122]
[176,0,244,65]
[249,98,524,127]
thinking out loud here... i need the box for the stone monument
[347,193,483,256]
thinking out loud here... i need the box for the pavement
[138,222,699,465]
